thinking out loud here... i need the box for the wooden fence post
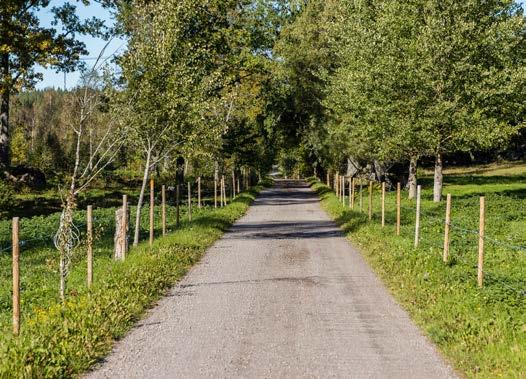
[197,177,202,208]
[414,185,421,248]
[149,178,154,248]
[221,176,225,206]
[232,173,236,199]
[368,181,373,221]
[338,176,341,201]
[478,196,485,287]
[122,194,128,258]
[188,182,192,222]
[381,182,385,227]
[162,185,166,236]
[223,176,226,205]
[338,175,341,199]
[348,178,352,208]
[342,176,346,204]
[326,172,330,187]
[87,205,93,288]
[342,177,345,203]
[176,184,181,227]
[359,181,363,212]
[12,217,20,336]
[214,179,217,208]
[443,193,451,262]
[351,178,355,209]
[114,195,128,260]
[221,176,224,206]
[224,176,228,204]
[396,182,401,236]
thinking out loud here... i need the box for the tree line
[275,0,526,201]
[1,0,297,297]
[2,0,526,204]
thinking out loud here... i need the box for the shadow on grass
[419,174,526,196]
[8,190,141,220]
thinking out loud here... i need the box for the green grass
[309,165,526,379]
[0,180,270,377]
[8,187,142,220]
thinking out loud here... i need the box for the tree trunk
[433,153,443,202]
[133,149,151,246]
[0,53,10,168]
[114,206,129,260]
[408,156,418,199]
[88,128,93,172]
[57,194,77,301]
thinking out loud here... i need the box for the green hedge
[0,182,268,377]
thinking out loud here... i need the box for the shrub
[0,181,14,216]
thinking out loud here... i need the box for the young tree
[415,0,526,201]
[55,54,126,300]
[119,0,256,244]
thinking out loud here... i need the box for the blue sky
[36,0,526,90]
[36,1,125,89]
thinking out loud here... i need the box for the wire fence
[0,175,254,254]
[320,178,526,309]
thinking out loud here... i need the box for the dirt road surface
[87,180,456,378]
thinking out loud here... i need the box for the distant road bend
[88,180,457,378]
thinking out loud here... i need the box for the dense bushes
[0,181,14,217]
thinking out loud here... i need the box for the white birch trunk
[408,156,418,200]
[433,153,443,202]
[133,148,152,246]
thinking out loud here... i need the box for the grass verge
[0,180,270,377]
[309,177,525,379]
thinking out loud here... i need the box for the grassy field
[0,181,268,377]
[310,162,526,378]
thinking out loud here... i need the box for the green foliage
[0,182,268,376]
[329,0,526,158]
[0,0,108,166]
[273,0,341,170]
[274,0,526,192]
[0,182,14,217]
[309,164,526,378]
[10,89,86,173]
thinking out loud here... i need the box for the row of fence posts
[9,171,250,336]
[329,174,487,289]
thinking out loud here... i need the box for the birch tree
[120,0,254,244]
[415,0,526,201]
[55,53,126,300]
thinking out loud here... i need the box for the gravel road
[87,180,457,378]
